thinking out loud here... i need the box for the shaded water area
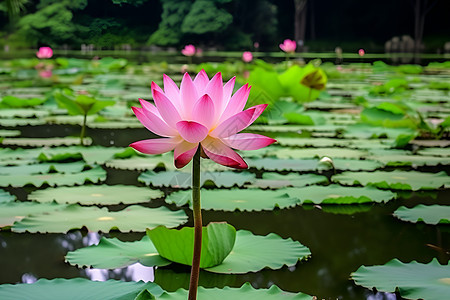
[1,124,449,299]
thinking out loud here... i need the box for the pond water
[0,55,449,299]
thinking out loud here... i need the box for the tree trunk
[294,0,307,52]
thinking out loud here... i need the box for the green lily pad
[139,171,255,188]
[343,124,416,139]
[368,149,450,166]
[250,124,343,133]
[0,162,86,175]
[286,185,396,204]
[0,118,46,126]
[251,173,328,189]
[0,278,164,300]
[0,108,49,118]
[417,147,450,157]
[393,205,450,225]
[0,167,106,187]
[155,282,313,300]
[166,189,300,211]
[275,137,387,149]
[0,189,15,203]
[12,204,188,233]
[332,158,384,171]
[1,137,92,147]
[148,223,236,268]
[66,235,171,269]
[272,148,368,159]
[205,230,311,274]
[247,158,319,172]
[28,185,164,205]
[0,129,21,137]
[65,228,310,274]
[332,171,450,191]
[106,155,176,171]
[351,259,450,300]
[0,202,64,228]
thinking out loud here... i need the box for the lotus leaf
[393,205,450,225]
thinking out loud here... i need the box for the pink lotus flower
[130,70,276,169]
[358,48,365,56]
[39,70,52,78]
[36,47,53,59]
[279,39,296,53]
[242,51,253,63]
[181,45,196,57]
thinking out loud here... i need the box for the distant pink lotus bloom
[130,70,276,169]
[242,51,253,63]
[253,42,259,49]
[279,39,296,53]
[181,44,196,57]
[39,70,52,78]
[36,47,53,59]
[358,49,365,56]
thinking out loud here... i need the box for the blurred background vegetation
[0,0,449,53]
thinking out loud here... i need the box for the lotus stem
[188,146,202,300]
[80,113,87,146]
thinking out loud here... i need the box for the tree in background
[148,0,192,46]
[11,0,88,46]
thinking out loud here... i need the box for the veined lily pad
[105,156,176,171]
[368,149,450,166]
[155,282,313,300]
[272,148,369,159]
[0,129,20,137]
[0,167,106,187]
[0,189,15,203]
[148,223,236,268]
[205,230,311,274]
[0,278,164,300]
[276,137,390,149]
[66,235,171,269]
[286,185,396,204]
[166,189,300,211]
[0,201,64,228]
[0,162,86,175]
[332,171,450,191]
[0,108,49,118]
[343,124,416,139]
[66,229,310,274]
[1,137,92,147]
[393,205,450,225]
[12,204,188,233]
[0,118,46,126]
[139,171,255,188]
[251,173,328,189]
[28,185,164,205]
[351,259,450,300]
[417,147,450,157]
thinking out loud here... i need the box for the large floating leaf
[272,147,369,159]
[417,147,450,157]
[106,156,176,171]
[139,171,255,188]
[166,189,300,211]
[0,167,106,187]
[332,171,450,191]
[66,229,310,274]
[351,259,450,300]
[368,149,450,167]
[393,205,450,225]
[205,230,311,274]
[0,202,64,228]
[12,205,188,233]
[156,282,313,300]
[252,173,328,189]
[29,185,164,205]
[0,189,15,203]
[0,129,20,137]
[0,108,49,118]
[343,124,416,139]
[1,137,92,147]
[0,162,86,175]
[286,185,396,204]
[276,137,390,149]
[66,235,171,269]
[0,278,164,300]
[147,223,236,268]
